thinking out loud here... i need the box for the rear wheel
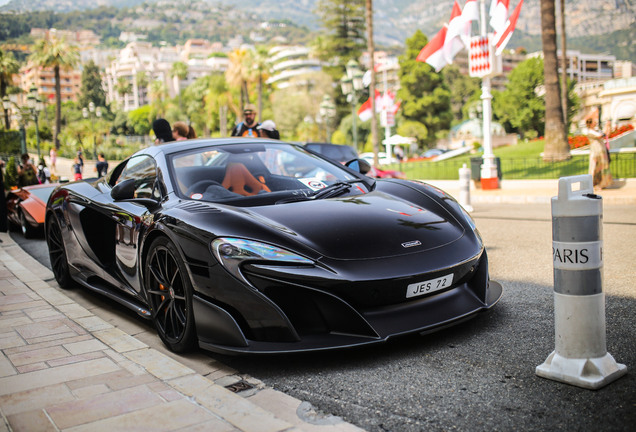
[46,215,74,289]
[144,237,197,353]
[20,210,37,239]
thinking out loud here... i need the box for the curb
[0,232,363,432]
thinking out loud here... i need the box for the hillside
[1,0,634,60]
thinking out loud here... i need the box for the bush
[4,156,18,189]
[609,123,634,138]
[0,130,21,154]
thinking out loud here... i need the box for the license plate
[406,274,454,298]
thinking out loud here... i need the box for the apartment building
[19,63,82,105]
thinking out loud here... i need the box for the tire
[144,237,197,353]
[20,210,37,239]
[46,215,75,289]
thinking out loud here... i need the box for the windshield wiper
[275,179,367,204]
[311,179,367,200]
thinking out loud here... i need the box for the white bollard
[536,175,627,389]
[458,163,473,212]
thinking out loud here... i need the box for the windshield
[170,142,370,204]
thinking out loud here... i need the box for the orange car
[6,183,59,238]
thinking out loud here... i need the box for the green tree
[226,48,251,111]
[28,37,80,149]
[492,57,545,138]
[127,105,153,136]
[0,49,20,129]
[314,0,366,64]
[397,30,452,147]
[442,64,481,124]
[78,60,106,110]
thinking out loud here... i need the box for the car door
[111,155,162,294]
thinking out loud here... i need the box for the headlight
[211,238,313,282]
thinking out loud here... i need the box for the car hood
[240,190,466,260]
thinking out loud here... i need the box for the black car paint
[45,139,501,354]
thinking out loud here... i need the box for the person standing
[583,118,612,190]
[95,153,109,178]
[49,147,57,175]
[76,148,84,175]
[17,153,38,187]
[231,104,262,137]
[153,118,175,144]
[172,121,190,141]
[72,156,83,181]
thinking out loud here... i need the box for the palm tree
[170,61,189,113]
[115,76,132,109]
[135,71,149,105]
[540,0,569,161]
[0,49,20,129]
[149,79,168,118]
[29,37,79,149]
[248,47,271,123]
[226,48,251,112]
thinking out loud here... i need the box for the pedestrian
[17,153,38,187]
[37,158,50,184]
[583,118,612,190]
[49,147,57,175]
[95,153,109,178]
[257,120,280,139]
[153,118,175,144]
[172,121,190,141]
[231,104,262,137]
[76,148,84,175]
[73,156,83,181]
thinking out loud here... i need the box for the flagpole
[479,0,499,189]
[383,66,392,162]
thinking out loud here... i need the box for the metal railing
[391,152,636,180]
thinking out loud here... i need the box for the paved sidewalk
[0,232,363,432]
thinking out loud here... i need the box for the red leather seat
[221,163,270,196]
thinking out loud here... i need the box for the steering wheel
[186,180,222,197]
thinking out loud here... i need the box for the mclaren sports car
[7,183,59,238]
[45,138,502,354]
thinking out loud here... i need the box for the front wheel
[46,215,75,289]
[144,237,197,353]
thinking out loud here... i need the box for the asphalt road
[10,202,636,431]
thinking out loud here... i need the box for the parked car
[303,142,359,164]
[45,138,502,355]
[7,183,59,238]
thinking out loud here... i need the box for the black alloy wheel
[20,210,36,239]
[46,215,74,289]
[145,237,197,353]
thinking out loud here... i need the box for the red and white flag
[357,90,400,122]
[493,0,523,55]
[489,0,510,36]
[443,1,465,64]
[461,0,479,44]
[416,25,448,72]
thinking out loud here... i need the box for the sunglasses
[244,111,254,115]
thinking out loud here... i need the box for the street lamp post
[83,101,102,160]
[319,95,336,142]
[340,60,364,151]
[27,87,43,160]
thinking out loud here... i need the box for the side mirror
[111,178,136,200]
[346,158,371,175]
[111,178,159,208]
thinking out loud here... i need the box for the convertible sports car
[45,138,502,354]
[7,183,59,238]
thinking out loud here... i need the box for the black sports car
[45,138,502,354]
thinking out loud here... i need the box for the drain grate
[224,380,254,393]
